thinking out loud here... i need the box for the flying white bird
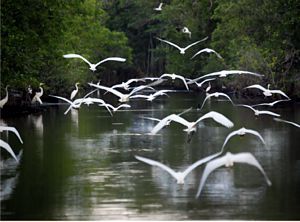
[191,48,223,59]
[154,2,163,11]
[237,104,280,117]
[111,78,146,91]
[156,37,208,54]
[0,139,19,163]
[89,83,153,103]
[192,70,263,82]
[0,126,23,144]
[99,103,131,113]
[199,92,234,110]
[130,90,174,101]
[160,73,189,90]
[150,111,233,135]
[31,83,44,104]
[135,154,217,184]
[252,99,290,107]
[181,27,191,38]
[63,54,126,72]
[196,152,272,198]
[70,82,80,100]
[0,85,9,108]
[273,118,300,128]
[245,84,290,99]
[221,127,265,151]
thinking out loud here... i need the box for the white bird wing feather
[273,118,300,128]
[166,114,192,128]
[129,95,150,99]
[199,94,212,110]
[191,48,222,59]
[196,111,234,128]
[94,57,126,67]
[156,38,182,51]
[245,84,267,92]
[258,110,280,117]
[0,139,19,163]
[237,104,256,112]
[196,155,228,198]
[243,128,266,144]
[63,54,92,66]
[269,90,290,99]
[0,126,23,144]
[135,155,178,179]
[183,37,208,50]
[232,153,272,186]
[88,83,125,99]
[150,114,177,134]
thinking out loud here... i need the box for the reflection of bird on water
[196,152,272,198]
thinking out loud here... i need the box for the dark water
[1,92,300,220]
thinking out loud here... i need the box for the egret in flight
[196,152,272,198]
[252,99,290,107]
[159,73,189,90]
[135,154,218,184]
[0,139,19,163]
[237,104,280,117]
[0,126,23,144]
[199,92,234,110]
[191,70,263,82]
[244,84,290,99]
[150,111,233,135]
[156,37,208,54]
[191,48,223,59]
[182,27,191,38]
[70,82,80,100]
[0,85,9,108]
[63,54,126,72]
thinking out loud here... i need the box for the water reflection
[1,93,300,220]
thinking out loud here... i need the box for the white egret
[111,78,146,91]
[130,90,174,101]
[199,92,234,110]
[221,127,265,151]
[99,103,131,113]
[182,27,191,38]
[159,73,189,90]
[0,85,9,108]
[237,104,280,117]
[31,83,44,104]
[156,37,208,54]
[88,83,153,103]
[150,111,233,135]
[205,82,212,93]
[70,82,80,100]
[252,99,290,107]
[191,48,223,59]
[273,118,300,128]
[244,84,290,99]
[0,139,19,163]
[63,54,126,72]
[187,78,215,88]
[154,2,163,11]
[0,126,23,144]
[192,70,263,82]
[196,152,272,198]
[135,154,216,184]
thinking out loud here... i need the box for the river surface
[1,92,300,220]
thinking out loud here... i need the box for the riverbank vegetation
[1,0,299,98]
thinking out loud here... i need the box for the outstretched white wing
[0,126,23,144]
[94,57,126,67]
[196,154,227,198]
[166,114,192,128]
[200,92,234,110]
[252,99,289,107]
[269,90,290,99]
[156,37,182,51]
[273,118,300,128]
[63,54,92,66]
[244,84,267,92]
[183,37,208,51]
[191,48,222,59]
[232,153,272,186]
[88,83,125,99]
[135,155,178,180]
[150,114,177,135]
[0,139,19,163]
[258,110,280,117]
[196,111,234,128]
